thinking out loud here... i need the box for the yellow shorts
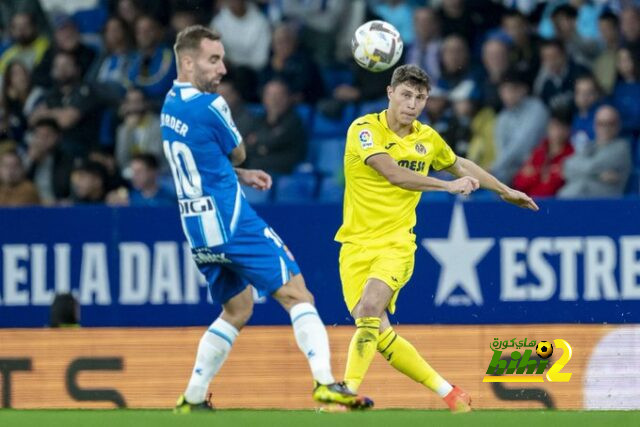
[339,242,416,315]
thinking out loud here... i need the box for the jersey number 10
[163,140,203,198]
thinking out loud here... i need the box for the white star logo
[422,203,494,306]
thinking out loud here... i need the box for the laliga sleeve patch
[359,129,374,149]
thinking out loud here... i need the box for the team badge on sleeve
[359,130,373,149]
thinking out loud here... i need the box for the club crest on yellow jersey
[415,143,427,155]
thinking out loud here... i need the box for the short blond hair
[173,25,221,58]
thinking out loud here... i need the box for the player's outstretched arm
[366,153,479,195]
[445,157,539,211]
[235,168,272,190]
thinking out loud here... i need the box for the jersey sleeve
[207,95,243,155]
[430,129,457,171]
[347,120,387,163]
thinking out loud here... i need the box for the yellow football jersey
[335,110,457,247]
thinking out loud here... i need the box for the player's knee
[273,274,314,308]
[222,305,253,328]
[356,298,384,318]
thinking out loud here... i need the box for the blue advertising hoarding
[1,199,639,327]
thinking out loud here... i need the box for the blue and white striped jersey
[161,80,253,248]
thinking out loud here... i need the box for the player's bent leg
[176,287,254,413]
[375,312,471,413]
[272,274,373,410]
[343,278,394,392]
[271,272,314,310]
[220,284,255,330]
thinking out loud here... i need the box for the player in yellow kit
[335,65,539,412]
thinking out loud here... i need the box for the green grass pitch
[1,409,639,427]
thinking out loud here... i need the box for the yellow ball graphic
[536,341,554,359]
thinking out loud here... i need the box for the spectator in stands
[559,105,631,198]
[107,153,174,206]
[89,16,135,98]
[324,55,403,117]
[421,85,451,135]
[0,149,40,206]
[593,11,621,94]
[0,12,49,74]
[501,9,540,83]
[259,23,325,104]
[243,79,306,174]
[169,7,200,38]
[128,153,174,206]
[610,47,640,138]
[405,7,442,81]
[465,101,497,171]
[128,14,177,106]
[437,0,476,44]
[216,79,254,137]
[492,70,549,184]
[571,74,602,151]
[533,38,589,111]
[32,13,97,88]
[89,16,136,148]
[269,0,349,66]
[480,37,511,111]
[620,6,640,55]
[116,0,144,28]
[88,148,127,194]
[69,161,108,204]
[0,61,44,144]
[549,4,600,66]
[115,87,163,179]
[212,0,271,72]
[438,34,480,91]
[23,119,73,203]
[441,80,478,157]
[29,51,101,160]
[512,109,575,197]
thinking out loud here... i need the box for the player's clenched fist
[446,176,480,195]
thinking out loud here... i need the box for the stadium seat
[311,103,357,138]
[295,103,314,129]
[242,185,272,204]
[318,176,344,202]
[312,138,345,177]
[274,172,317,203]
[320,67,354,92]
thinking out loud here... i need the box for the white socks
[184,303,335,404]
[289,302,335,385]
[437,382,454,398]
[184,317,239,404]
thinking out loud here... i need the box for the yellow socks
[343,317,381,392]
[377,327,451,396]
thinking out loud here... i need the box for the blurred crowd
[0,0,639,207]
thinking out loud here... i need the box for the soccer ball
[351,20,403,72]
[536,341,554,359]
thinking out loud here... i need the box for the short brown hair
[390,65,431,91]
[173,25,221,57]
